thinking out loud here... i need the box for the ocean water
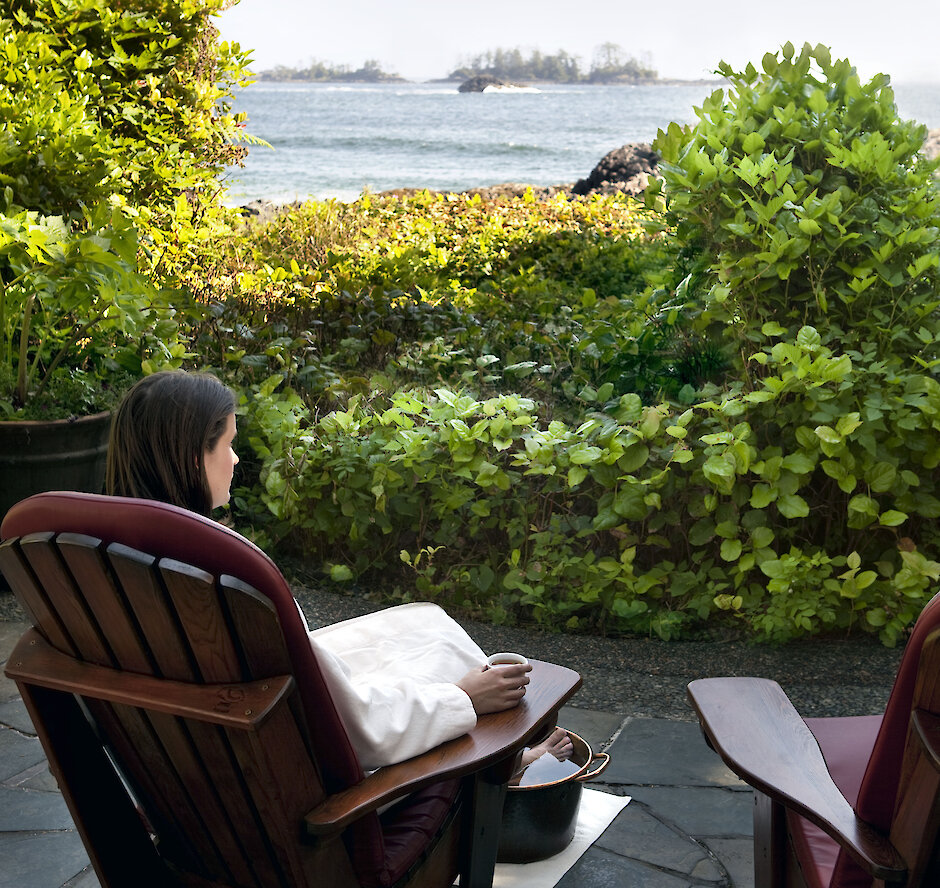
[223,81,940,206]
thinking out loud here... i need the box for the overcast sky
[216,0,939,84]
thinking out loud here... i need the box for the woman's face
[204,412,239,510]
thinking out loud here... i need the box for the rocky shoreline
[240,128,940,221]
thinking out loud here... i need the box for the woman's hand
[456,663,532,714]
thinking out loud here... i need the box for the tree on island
[255,58,404,82]
[588,42,657,83]
[449,43,657,83]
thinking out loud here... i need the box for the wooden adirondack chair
[687,589,940,888]
[0,491,582,888]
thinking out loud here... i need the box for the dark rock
[458,75,509,93]
[572,143,660,197]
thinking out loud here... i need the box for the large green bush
[238,45,940,645]
[1,0,252,220]
[0,0,256,412]
[192,190,676,410]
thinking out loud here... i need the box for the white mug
[486,651,529,669]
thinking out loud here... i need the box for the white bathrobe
[307,602,484,770]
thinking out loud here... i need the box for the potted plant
[0,198,173,520]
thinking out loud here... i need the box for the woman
[107,370,571,769]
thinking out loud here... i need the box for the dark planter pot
[497,729,611,863]
[0,411,112,528]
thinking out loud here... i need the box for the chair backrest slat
[0,537,76,656]
[146,709,261,888]
[82,700,209,878]
[57,534,153,675]
[856,591,940,829]
[160,560,243,683]
[229,701,332,887]
[186,719,290,888]
[106,543,198,682]
[220,575,294,678]
[888,628,940,886]
[20,535,112,665]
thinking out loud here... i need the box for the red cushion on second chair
[786,715,882,888]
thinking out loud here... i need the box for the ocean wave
[482,85,542,94]
[398,88,460,96]
[268,131,558,156]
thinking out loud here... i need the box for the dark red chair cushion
[365,779,462,888]
[786,715,882,888]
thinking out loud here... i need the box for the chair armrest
[304,659,582,834]
[5,628,291,731]
[687,677,906,882]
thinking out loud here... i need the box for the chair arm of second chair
[687,676,907,883]
[305,658,582,835]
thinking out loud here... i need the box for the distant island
[254,59,405,83]
[254,43,663,85]
[449,43,658,84]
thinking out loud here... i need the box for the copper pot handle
[577,751,611,781]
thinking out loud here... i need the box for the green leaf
[807,88,828,113]
[848,495,879,519]
[569,445,603,465]
[867,462,897,493]
[750,526,775,548]
[835,413,862,437]
[796,326,822,351]
[777,494,810,518]
[815,426,841,445]
[782,453,815,474]
[618,443,649,473]
[567,466,588,488]
[742,131,765,154]
[750,484,777,508]
[878,510,908,527]
[689,518,716,546]
[720,539,743,561]
[329,564,354,582]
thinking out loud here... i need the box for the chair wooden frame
[687,627,940,888]
[1,493,582,888]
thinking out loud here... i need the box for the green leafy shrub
[234,45,940,646]
[0,199,169,417]
[1,0,253,220]
[0,0,256,416]
[244,338,940,645]
[646,42,940,642]
[191,190,678,414]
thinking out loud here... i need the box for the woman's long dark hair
[107,371,236,516]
